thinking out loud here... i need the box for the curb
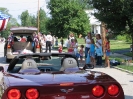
[113,66,133,74]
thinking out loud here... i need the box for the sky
[0,0,50,23]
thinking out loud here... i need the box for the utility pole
[101,22,106,58]
[37,0,40,33]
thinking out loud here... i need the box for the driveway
[93,67,133,99]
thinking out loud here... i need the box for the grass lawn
[110,40,131,52]
[123,52,132,57]
[56,38,131,55]
[117,65,133,72]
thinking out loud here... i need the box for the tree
[30,15,37,27]
[19,10,32,26]
[79,0,94,9]
[90,0,133,59]
[19,9,48,34]
[47,0,91,37]
[37,8,48,34]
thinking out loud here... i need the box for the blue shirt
[90,44,95,52]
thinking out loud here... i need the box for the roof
[85,9,101,25]
[10,27,38,33]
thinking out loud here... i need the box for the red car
[0,53,124,99]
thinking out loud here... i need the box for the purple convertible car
[0,53,124,99]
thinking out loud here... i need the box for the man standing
[45,32,52,53]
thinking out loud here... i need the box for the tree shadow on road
[129,80,133,82]
[0,57,8,65]
[125,95,133,99]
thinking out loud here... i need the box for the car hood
[6,71,116,86]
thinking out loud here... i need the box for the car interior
[8,56,79,73]
[12,35,35,52]
[5,35,40,57]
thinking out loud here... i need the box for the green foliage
[0,7,11,17]
[37,8,48,34]
[117,66,133,72]
[19,8,48,34]
[90,0,133,59]
[90,0,133,34]
[116,34,131,42]
[79,0,94,9]
[20,10,33,26]
[47,0,91,37]
[116,35,127,41]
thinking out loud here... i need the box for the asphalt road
[0,43,133,99]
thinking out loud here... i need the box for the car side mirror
[0,66,4,72]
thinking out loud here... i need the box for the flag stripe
[3,19,9,30]
[0,19,6,31]
[0,11,10,31]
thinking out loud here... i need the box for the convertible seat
[60,58,79,71]
[19,59,40,73]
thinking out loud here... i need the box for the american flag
[0,12,10,31]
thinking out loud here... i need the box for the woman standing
[73,39,78,56]
[60,37,64,48]
[85,32,92,59]
[95,34,102,66]
[105,36,110,68]
[89,39,96,67]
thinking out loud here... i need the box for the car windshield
[9,56,62,73]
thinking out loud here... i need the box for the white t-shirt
[96,39,102,48]
[69,36,75,42]
[46,35,52,42]
[85,36,91,48]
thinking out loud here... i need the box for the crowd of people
[64,32,111,68]
[6,31,111,68]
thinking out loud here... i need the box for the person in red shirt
[58,45,62,53]
[105,36,110,68]
[20,35,26,42]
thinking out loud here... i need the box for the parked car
[4,27,41,62]
[0,53,124,99]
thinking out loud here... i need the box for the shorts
[80,55,83,59]
[106,51,110,56]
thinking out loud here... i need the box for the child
[89,39,96,67]
[79,45,84,63]
[55,37,58,46]
[105,36,110,68]
[58,45,62,53]
[60,37,64,48]
[68,39,75,54]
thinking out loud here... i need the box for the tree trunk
[131,34,133,60]
[101,22,106,58]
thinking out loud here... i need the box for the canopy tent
[0,12,10,31]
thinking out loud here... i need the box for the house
[85,9,101,34]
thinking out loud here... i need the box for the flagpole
[37,0,40,33]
